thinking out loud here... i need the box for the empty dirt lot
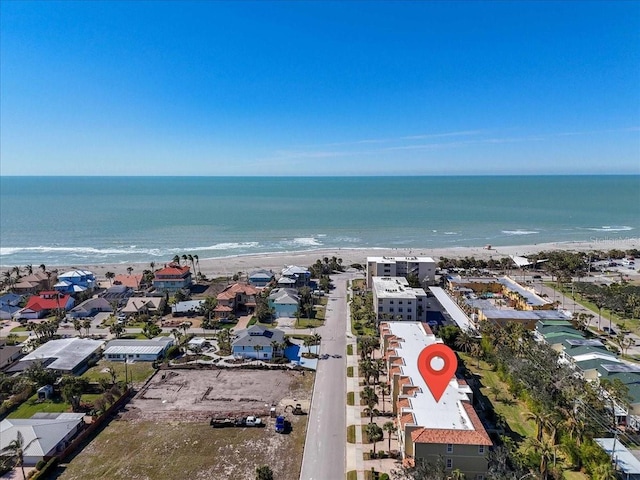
[57,368,314,480]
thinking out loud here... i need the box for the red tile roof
[114,274,143,288]
[154,264,190,277]
[24,292,72,312]
[217,283,259,300]
[410,402,492,446]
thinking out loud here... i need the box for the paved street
[299,273,356,480]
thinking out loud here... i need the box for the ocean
[1,176,638,267]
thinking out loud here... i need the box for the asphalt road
[299,273,353,480]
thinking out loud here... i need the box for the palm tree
[525,409,551,443]
[270,340,280,358]
[193,254,200,278]
[181,254,188,267]
[360,386,379,422]
[105,271,115,285]
[378,381,390,413]
[187,254,195,275]
[364,422,383,457]
[82,319,91,336]
[24,264,33,276]
[172,255,181,265]
[39,264,46,273]
[1,431,39,480]
[127,266,134,276]
[383,421,396,452]
[454,330,475,353]
[109,323,124,339]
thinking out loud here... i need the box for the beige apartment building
[366,256,436,289]
[372,276,427,322]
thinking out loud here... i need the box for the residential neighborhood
[0,248,639,479]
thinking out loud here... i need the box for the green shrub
[380,474,390,480]
[35,460,46,471]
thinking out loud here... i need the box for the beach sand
[25,240,638,280]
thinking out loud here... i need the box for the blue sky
[1,1,638,176]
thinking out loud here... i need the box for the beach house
[0,293,25,320]
[248,269,275,287]
[54,269,97,294]
[280,265,310,287]
[68,297,113,318]
[216,283,259,316]
[9,337,104,375]
[15,291,75,319]
[152,263,192,293]
[12,272,52,295]
[268,288,299,318]
[103,337,174,362]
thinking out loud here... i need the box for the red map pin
[417,343,458,402]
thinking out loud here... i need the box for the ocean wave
[502,230,539,235]
[196,242,260,251]
[290,237,323,247]
[443,232,459,235]
[0,245,169,257]
[585,226,634,232]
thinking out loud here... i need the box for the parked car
[275,415,285,433]
[603,327,616,335]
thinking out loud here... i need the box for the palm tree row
[171,253,201,279]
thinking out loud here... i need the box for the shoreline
[5,240,638,280]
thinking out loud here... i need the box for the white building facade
[372,276,428,322]
[366,256,436,288]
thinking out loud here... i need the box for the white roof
[1,414,84,459]
[429,287,475,332]
[104,338,173,356]
[595,438,640,474]
[372,277,426,300]
[367,256,435,263]
[385,322,475,430]
[21,338,104,372]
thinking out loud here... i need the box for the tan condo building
[366,256,436,289]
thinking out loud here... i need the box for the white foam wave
[292,237,323,247]
[502,230,539,235]
[0,246,168,257]
[196,242,260,251]
[443,232,459,235]
[586,226,634,232]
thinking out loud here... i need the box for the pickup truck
[275,415,285,433]
[245,416,263,427]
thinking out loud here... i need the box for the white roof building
[16,338,104,375]
[372,276,427,322]
[367,256,436,288]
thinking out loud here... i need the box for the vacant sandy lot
[123,368,310,422]
[58,369,314,480]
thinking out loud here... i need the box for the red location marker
[417,343,458,402]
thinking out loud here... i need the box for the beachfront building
[372,277,427,322]
[280,265,310,287]
[152,263,192,294]
[366,256,436,289]
[54,270,97,294]
[248,269,275,287]
[12,272,52,295]
[448,275,552,311]
[103,337,174,362]
[231,325,286,360]
[9,338,103,375]
[15,291,75,320]
[381,322,491,476]
[0,340,24,372]
[268,288,299,318]
[113,273,144,290]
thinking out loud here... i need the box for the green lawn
[563,472,588,480]
[82,360,156,384]
[347,392,355,406]
[347,425,356,443]
[295,318,324,329]
[8,394,71,418]
[347,344,354,356]
[347,366,354,377]
[462,354,537,440]
[10,325,29,332]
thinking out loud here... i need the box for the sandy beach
[15,240,637,280]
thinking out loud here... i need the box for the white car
[245,416,262,427]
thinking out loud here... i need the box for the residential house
[100,284,134,308]
[382,321,491,477]
[103,337,174,362]
[372,277,427,322]
[367,256,436,289]
[0,340,24,372]
[216,283,259,317]
[12,272,52,295]
[68,297,113,318]
[280,265,310,287]
[594,438,640,480]
[268,288,299,318]
[8,338,104,375]
[172,299,204,317]
[15,291,75,320]
[232,325,286,360]
[113,273,144,290]
[0,413,85,466]
[0,293,24,320]
[121,296,165,316]
[152,263,192,293]
[54,270,97,294]
[248,269,275,287]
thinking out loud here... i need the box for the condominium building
[381,321,491,477]
[372,277,427,322]
[366,256,436,289]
